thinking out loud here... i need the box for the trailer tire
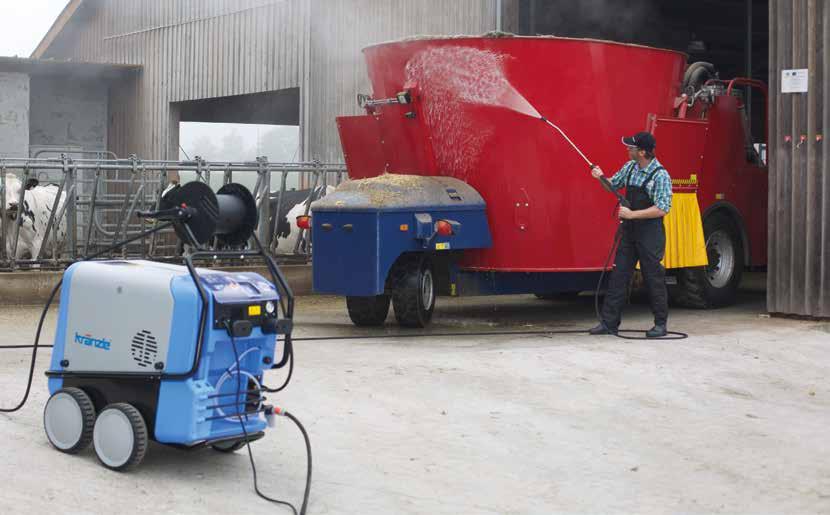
[211,439,247,453]
[346,295,391,326]
[391,254,436,328]
[671,213,743,308]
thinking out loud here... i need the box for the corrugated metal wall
[768,0,830,318]
[40,0,515,162]
[306,0,508,162]
[43,0,307,159]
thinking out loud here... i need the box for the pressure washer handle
[591,166,631,209]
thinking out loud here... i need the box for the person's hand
[618,206,636,220]
[591,166,604,179]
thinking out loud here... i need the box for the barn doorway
[172,87,302,190]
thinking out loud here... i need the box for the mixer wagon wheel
[92,403,148,471]
[390,254,436,328]
[671,213,744,308]
[43,387,96,454]
[346,295,391,326]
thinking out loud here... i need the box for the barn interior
[518,0,769,148]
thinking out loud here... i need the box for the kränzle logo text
[74,332,111,351]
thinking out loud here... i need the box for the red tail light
[436,220,453,236]
[296,215,311,230]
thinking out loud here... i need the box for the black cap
[621,131,656,153]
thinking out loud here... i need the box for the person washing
[589,132,672,338]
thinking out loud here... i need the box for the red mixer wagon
[310,35,768,327]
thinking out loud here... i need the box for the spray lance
[539,116,631,209]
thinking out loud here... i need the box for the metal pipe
[541,117,595,167]
[10,166,30,267]
[36,169,67,262]
[112,157,139,252]
[270,169,289,254]
[64,154,78,261]
[258,156,271,248]
[148,165,168,258]
[50,183,76,261]
[0,163,6,261]
[83,165,101,256]
[140,164,147,259]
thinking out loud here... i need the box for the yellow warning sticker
[248,305,262,316]
[435,242,450,250]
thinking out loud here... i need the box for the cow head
[2,173,24,221]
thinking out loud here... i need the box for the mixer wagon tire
[671,213,743,308]
[43,387,96,454]
[391,254,436,328]
[211,439,247,453]
[93,403,148,471]
[346,295,391,326]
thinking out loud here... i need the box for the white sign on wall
[782,69,809,93]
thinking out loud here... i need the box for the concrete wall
[29,77,108,155]
[0,72,30,157]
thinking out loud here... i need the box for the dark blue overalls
[601,166,669,330]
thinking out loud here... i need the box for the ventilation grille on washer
[131,330,158,368]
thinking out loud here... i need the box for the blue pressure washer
[7,181,310,513]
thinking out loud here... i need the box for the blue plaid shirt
[608,158,672,213]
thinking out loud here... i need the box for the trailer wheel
[93,403,148,471]
[211,439,247,453]
[346,295,390,326]
[671,213,743,308]
[391,254,436,328]
[44,387,96,454]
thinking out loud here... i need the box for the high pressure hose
[227,323,311,515]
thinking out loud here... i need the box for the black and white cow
[2,173,67,260]
[268,184,334,254]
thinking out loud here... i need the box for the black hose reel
[138,182,258,248]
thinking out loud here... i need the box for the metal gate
[0,153,346,271]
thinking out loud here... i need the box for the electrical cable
[227,323,311,515]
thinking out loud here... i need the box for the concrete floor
[0,274,828,514]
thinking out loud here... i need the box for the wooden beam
[30,0,83,59]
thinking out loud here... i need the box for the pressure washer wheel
[92,403,148,471]
[346,295,391,326]
[211,439,247,453]
[44,387,96,454]
[390,254,436,328]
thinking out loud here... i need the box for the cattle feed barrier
[0,153,347,271]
